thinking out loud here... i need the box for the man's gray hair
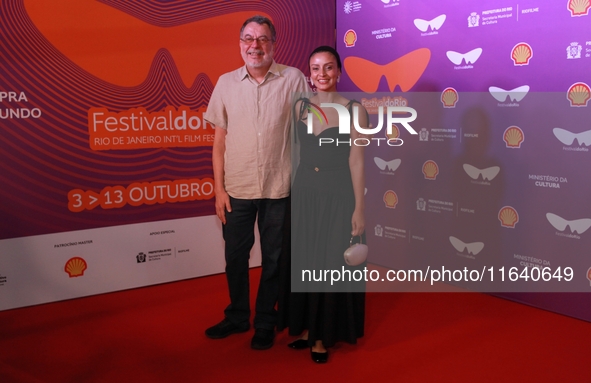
[240,15,276,42]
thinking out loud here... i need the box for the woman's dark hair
[308,45,342,70]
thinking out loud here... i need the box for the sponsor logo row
[376,161,569,196]
[341,45,591,95]
[372,122,589,151]
[346,35,590,65]
[343,1,589,19]
[374,210,591,245]
[61,249,188,279]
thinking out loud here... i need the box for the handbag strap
[350,235,364,246]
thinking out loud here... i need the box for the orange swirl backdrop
[0,0,334,310]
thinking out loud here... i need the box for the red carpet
[1,267,590,382]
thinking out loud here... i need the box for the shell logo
[503,126,524,148]
[498,206,519,228]
[383,190,398,208]
[567,82,590,107]
[568,0,591,16]
[441,87,458,108]
[422,160,439,180]
[511,43,533,66]
[385,124,400,140]
[344,29,357,47]
[65,257,87,278]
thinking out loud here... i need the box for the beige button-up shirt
[204,61,308,199]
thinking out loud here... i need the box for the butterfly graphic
[23,0,256,87]
[449,236,484,255]
[546,213,591,234]
[488,85,530,102]
[343,48,431,93]
[374,158,401,171]
[446,48,482,65]
[413,14,446,32]
[553,128,591,146]
[463,164,500,181]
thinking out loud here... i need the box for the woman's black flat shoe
[310,349,328,363]
[287,339,308,349]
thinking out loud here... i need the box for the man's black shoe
[205,318,249,339]
[250,328,275,350]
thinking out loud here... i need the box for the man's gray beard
[247,57,272,69]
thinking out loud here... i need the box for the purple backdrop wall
[337,0,591,320]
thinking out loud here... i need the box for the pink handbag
[343,236,368,266]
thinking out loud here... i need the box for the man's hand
[215,189,232,224]
[212,126,229,223]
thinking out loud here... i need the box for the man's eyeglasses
[240,36,273,45]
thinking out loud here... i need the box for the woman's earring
[337,76,340,83]
[310,79,314,86]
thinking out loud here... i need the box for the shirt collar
[238,60,280,81]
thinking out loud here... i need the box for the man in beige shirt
[203,15,308,350]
